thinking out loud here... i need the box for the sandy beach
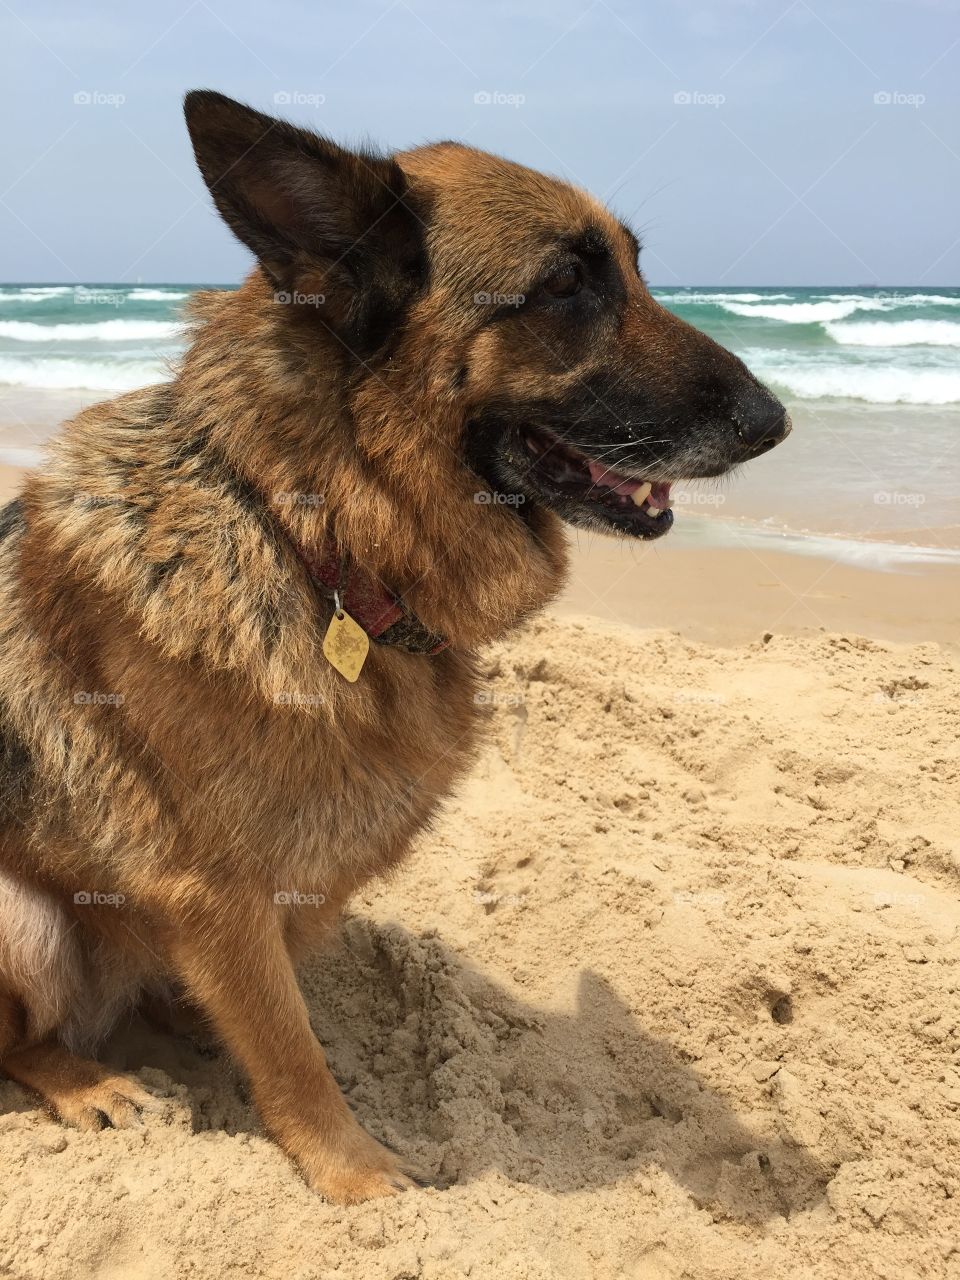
[3,0,959,1259]
[0,423,957,1279]
[561,533,960,650]
[1,609,957,1279]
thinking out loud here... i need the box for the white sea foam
[0,319,182,342]
[128,288,191,301]
[816,292,960,307]
[655,291,960,319]
[720,300,886,323]
[0,288,77,304]
[674,517,960,569]
[0,356,171,390]
[759,362,960,405]
[0,447,44,469]
[654,291,796,304]
[0,286,194,306]
[824,319,960,347]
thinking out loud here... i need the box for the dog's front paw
[52,1071,164,1132]
[298,1124,422,1204]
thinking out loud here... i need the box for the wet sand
[560,532,960,649]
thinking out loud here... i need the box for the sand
[560,534,960,650]
[1,610,958,1280]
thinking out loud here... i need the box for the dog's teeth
[647,505,661,518]
[630,483,652,507]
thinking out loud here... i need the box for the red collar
[293,535,449,656]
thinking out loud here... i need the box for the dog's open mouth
[520,426,674,538]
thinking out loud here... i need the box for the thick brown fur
[0,92,788,1202]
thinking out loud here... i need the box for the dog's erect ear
[184,90,427,351]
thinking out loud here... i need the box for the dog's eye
[542,265,582,299]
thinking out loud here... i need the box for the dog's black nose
[733,384,791,457]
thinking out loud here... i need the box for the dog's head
[185,91,789,545]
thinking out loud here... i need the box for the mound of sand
[1,615,958,1279]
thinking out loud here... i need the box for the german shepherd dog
[0,91,790,1202]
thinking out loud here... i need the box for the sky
[1,0,958,286]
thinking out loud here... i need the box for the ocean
[1,283,958,565]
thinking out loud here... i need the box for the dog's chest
[167,657,482,889]
[265,710,476,884]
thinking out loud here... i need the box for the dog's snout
[732,383,791,458]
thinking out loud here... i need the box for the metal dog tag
[322,610,369,682]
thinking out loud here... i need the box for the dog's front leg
[162,890,415,1203]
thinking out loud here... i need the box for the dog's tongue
[587,460,671,505]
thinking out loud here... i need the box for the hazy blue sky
[2,0,958,285]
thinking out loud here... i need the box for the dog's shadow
[105,916,829,1224]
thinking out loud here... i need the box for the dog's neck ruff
[293,535,449,656]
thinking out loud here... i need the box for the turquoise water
[0,283,957,566]
[0,283,958,404]
[1,284,960,404]
[0,284,202,392]
[656,286,960,407]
